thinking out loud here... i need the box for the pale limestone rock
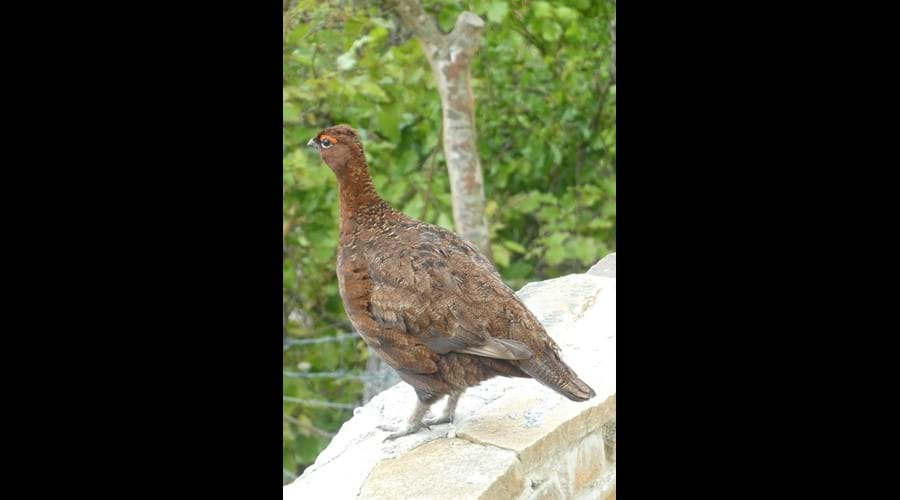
[530,478,565,500]
[586,252,615,277]
[359,438,523,500]
[455,390,613,467]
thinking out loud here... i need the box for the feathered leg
[424,390,463,426]
[380,396,432,441]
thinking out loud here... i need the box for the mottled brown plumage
[308,125,596,439]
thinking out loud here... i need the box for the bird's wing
[367,222,533,361]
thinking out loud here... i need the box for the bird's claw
[380,422,430,441]
[423,415,453,426]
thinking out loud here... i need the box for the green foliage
[282,0,615,482]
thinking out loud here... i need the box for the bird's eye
[320,138,333,148]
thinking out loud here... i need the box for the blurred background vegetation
[283,0,615,483]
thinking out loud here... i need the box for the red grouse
[308,125,595,439]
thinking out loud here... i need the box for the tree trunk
[610,14,616,83]
[388,0,493,261]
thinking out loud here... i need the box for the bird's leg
[424,390,463,426]
[380,398,432,441]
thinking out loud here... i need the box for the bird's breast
[337,247,373,316]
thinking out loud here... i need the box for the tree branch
[384,0,493,261]
[446,12,485,66]
[387,0,444,48]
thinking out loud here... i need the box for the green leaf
[359,81,389,102]
[554,6,579,23]
[504,260,533,280]
[537,205,560,222]
[569,236,598,265]
[375,109,400,141]
[508,193,542,213]
[540,20,563,42]
[543,232,569,248]
[550,143,562,165]
[545,245,567,266]
[534,1,554,18]
[485,200,500,217]
[589,218,614,229]
[437,212,454,231]
[503,240,527,254]
[568,0,591,10]
[283,102,300,123]
[437,7,458,32]
[492,244,511,268]
[402,196,425,217]
[486,1,509,23]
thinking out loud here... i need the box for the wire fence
[283,332,359,349]
[283,331,401,486]
[283,370,371,381]
[283,331,400,411]
[282,396,358,410]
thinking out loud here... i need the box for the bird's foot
[423,415,453,426]
[376,424,398,433]
[381,422,429,441]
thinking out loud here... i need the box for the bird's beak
[307,137,320,151]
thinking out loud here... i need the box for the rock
[359,439,523,500]
[284,257,616,499]
[586,252,616,278]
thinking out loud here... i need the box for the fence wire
[283,332,359,349]
[282,396,358,410]
[283,330,399,412]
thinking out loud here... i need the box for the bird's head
[307,124,365,174]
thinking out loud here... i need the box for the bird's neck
[336,157,389,222]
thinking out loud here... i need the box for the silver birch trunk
[388,0,493,261]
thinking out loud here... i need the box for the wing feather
[366,222,535,362]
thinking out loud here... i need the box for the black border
[12,0,873,496]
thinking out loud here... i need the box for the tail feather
[518,349,596,402]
